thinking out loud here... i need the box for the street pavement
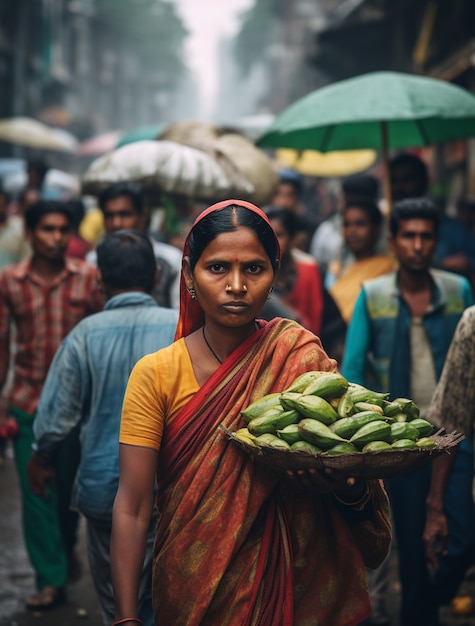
[1,442,474,626]
[0,445,102,626]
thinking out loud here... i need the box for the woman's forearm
[111,501,152,620]
[111,444,158,621]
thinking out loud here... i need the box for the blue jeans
[386,439,475,626]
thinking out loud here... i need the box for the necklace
[202,326,222,364]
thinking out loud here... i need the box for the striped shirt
[0,257,104,413]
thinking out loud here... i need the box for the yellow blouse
[120,338,199,450]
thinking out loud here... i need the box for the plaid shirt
[0,257,104,414]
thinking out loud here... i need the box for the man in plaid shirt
[0,200,103,610]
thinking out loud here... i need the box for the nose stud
[225,284,247,292]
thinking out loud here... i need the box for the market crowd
[0,153,474,626]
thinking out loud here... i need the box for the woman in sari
[110,200,391,626]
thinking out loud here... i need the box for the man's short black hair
[24,200,73,231]
[98,182,143,214]
[343,200,383,227]
[389,197,439,237]
[389,153,429,195]
[342,174,379,202]
[96,230,156,293]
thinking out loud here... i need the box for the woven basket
[220,426,464,480]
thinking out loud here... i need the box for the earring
[187,286,197,300]
[242,285,247,292]
[225,285,232,292]
[267,286,274,300]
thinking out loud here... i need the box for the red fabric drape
[288,260,324,336]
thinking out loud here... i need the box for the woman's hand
[285,467,365,497]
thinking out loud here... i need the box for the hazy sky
[176,0,253,119]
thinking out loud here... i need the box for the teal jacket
[341,270,473,398]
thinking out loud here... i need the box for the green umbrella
[116,124,165,148]
[257,71,475,210]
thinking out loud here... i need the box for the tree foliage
[233,0,278,77]
[94,0,188,87]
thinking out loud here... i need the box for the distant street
[1,442,474,626]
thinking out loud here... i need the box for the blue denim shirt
[33,292,178,524]
[341,270,473,398]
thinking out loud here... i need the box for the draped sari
[153,317,391,626]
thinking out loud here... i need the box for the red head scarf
[174,199,280,340]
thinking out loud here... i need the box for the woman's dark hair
[343,200,383,227]
[187,205,279,272]
[98,181,144,214]
[265,206,303,239]
[24,200,73,231]
[389,197,439,236]
[96,230,156,292]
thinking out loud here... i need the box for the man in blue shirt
[27,230,178,625]
[342,198,474,626]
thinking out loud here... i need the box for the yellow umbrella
[276,148,377,178]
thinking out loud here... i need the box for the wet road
[1,441,474,626]
[0,443,102,626]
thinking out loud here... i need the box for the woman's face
[184,226,275,329]
[343,206,379,257]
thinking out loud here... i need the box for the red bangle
[112,619,142,626]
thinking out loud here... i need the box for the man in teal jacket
[342,197,474,626]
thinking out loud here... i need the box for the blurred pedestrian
[263,206,346,360]
[341,197,474,626]
[271,168,314,250]
[0,200,103,610]
[27,230,178,626]
[16,186,41,217]
[110,199,391,626]
[325,199,395,324]
[423,304,475,601]
[309,173,381,277]
[265,207,324,335]
[455,198,475,237]
[272,168,305,215]
[65,197,92,260]
[87,182,182,309]
[26,158,49,193]
[0,185,30,269]
[26,158,62,200]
